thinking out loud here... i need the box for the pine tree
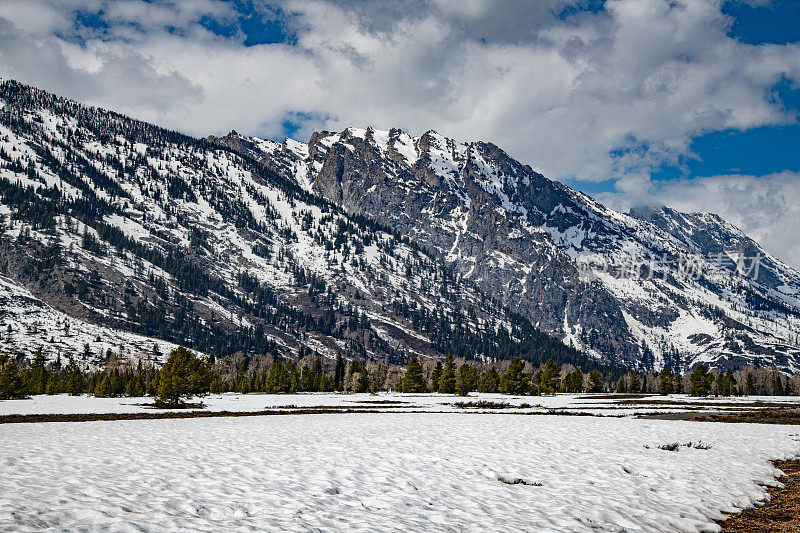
[0,354,27,399]
[773,373,785,396]
[536,359,560,395]
[45,371,59,395]
[745,372,756,395]
[478,367,500,393]
[285,360,299,393]
[312,358,324,392]
[689,364,713,396]
[563,368,583,393]
[659,368,675,394]
[401,355,426,393]
[616,376,627,394]
[588,369,604,393]
[716,370,735,397]
[438,353,456,394]
[334,353,345,391]
[210,375,225,393]
[455,364,478,396]
[499,358,530,396]
[356,365,370,393]
[157,346,212,406]
[628,373,640,394]
[431,361,443,391]
[63,358,85,395]
[27,348,48,395]
[125,374,144,397]
[95,374,111,398]
[266,359,290,393]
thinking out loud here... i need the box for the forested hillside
[0,80,592,374]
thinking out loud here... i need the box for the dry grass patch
[695,409,800,425]
[718,460,800,532]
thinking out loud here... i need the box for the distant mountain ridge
[0,80,587,372]
[211,126,800,373]
[0,78,797,374]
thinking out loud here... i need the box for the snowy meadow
[1,393,800,532]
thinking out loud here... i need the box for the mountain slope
[0,80,587,371]
[213,127,800,373]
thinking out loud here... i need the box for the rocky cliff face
[213,127,800,372]
[0,80,585,371]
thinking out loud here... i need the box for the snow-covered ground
[1,392,798,416]
[1,412,799,532]
[3,393,800,532]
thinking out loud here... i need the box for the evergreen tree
[157,346,212,406]
[628,373,640,394]
[773,372,785,396]
[26,348,48,395]
[438,353,456,394]
[94,374,111,398]
[285,360,299,393]
[431,361,443,391]
[659,368,676,394]
[588,369,604,393]
[63,358,85,395]
[745,372,756,395]
[563,368,583,393]
[536,359,560,395]
[45,372,59,395]
[312,358,324,392]
[146,372,160,396]
[401,355,426,393]
[715,370,736,397]
[499,358,530,395]
[689,364,713,397]
[0,354,27,399]
[209,375,225,393]
[616,376,627,394]
[265,359,291,393]
[355,365,370,393]
[334,353,345,391]
[478,367,500,393]
[125,374,144,397]
[455,364,478,396]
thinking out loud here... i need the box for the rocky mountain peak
[212,126,800,373]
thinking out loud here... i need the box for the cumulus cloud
[600,171,800,268]
[0,0,798,265]
[1,0,797,176]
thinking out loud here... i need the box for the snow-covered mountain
[0,80,582,371]
[211,126,800,373]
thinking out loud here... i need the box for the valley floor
[1,393,800,532]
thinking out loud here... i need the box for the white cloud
[0,0,796,177]
[600,171,800,268]
[0,0,798,265]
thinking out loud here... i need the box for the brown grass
[694,409,800,425]
[718,460,800,532]
[619,399,795,409]
[0,406,417,424]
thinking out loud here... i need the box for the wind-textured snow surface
[1,412,798,532]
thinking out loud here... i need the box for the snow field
[1,413,798,532]
[2,392,798,417]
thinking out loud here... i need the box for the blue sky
[0,0,798,265]
[574,0,800,195]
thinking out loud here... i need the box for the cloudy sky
[1,0,799,265]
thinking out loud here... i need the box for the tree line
[4,346,799,403]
